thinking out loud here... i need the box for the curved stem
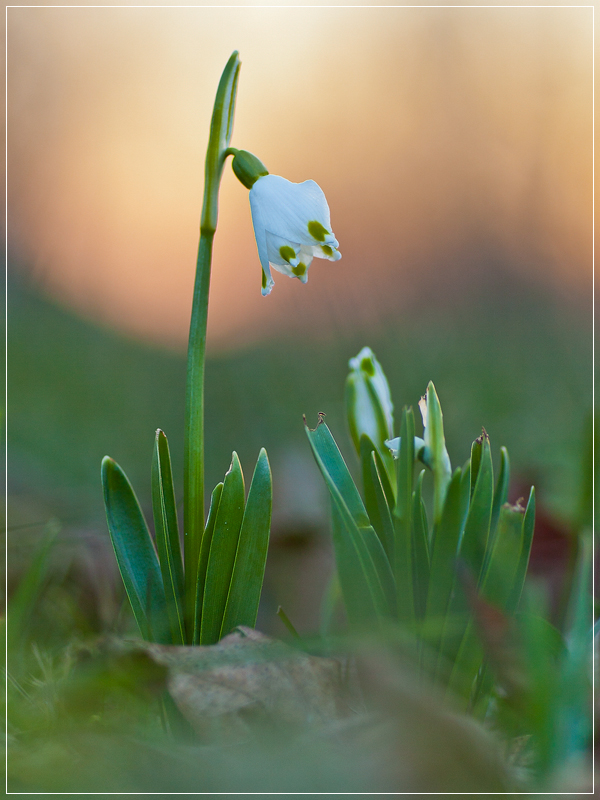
[183,52,240,641]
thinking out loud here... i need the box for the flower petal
[250,175,338,248]
[249,186,275,295]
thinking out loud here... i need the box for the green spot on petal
[279,245,296,262]
[308,220,329,242]
[292,263,307,277]
[360,356,375,377]
[262,271,268,289]
[321,244,333,257]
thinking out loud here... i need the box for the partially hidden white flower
[249,174,341,296]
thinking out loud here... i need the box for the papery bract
[249,175,341,295]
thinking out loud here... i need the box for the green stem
[183,52,240,641]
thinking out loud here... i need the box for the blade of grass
[277,605,301,639]
[7,519,59,654]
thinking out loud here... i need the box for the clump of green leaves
[101,53,272,646]
[306,347,535,710]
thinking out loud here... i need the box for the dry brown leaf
[113,627,347,741]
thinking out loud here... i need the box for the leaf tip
[304,412,327,432]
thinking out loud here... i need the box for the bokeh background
[7,3,593,631]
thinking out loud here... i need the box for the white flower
[249,174,341,296]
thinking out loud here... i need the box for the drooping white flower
[249,174,341,296]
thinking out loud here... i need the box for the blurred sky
[7,3,593,350]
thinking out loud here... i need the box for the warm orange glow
[7,5,592,349]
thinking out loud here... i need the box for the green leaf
[360,435,394,561]
[425,467,464,633]
[394,407,415,625]
[305,418,395,626]
[193,481,223,645]
[220,448,272,637]
[152,430,185,644]
[200,453,245,644]
[441,436,495,696]
[490,446,510,535]
[373,445,396,510]
[449,500,529,702]
[481,501,525,610]
[424,383,452,525]
[507,486,535,614]
[460,432,494,582]
[411,469,430,621]
[101,456,168,642]
[329,501,387,628]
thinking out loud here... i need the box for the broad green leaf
[459,461,471,529]
[220,448,272,637]
[394,407,415,625]
[373,445,396,510]
[481,501,524,610]
[360,435,394,561]
[329,501,387,628]
[443,439,500,698]
[306,417,369,527]
[193,481,223,645]
[423,383,452,525]
[305,419,395,625]
[201,453,245,645]
[448,500,526,704]
[425,468,463,633]
[490,446,510,535]
[101,456,168,642]
[152,430,185,644]
[507,486,535,614]
[469,433,483,498]
[411,470,430,621]
[460,432,494,581]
